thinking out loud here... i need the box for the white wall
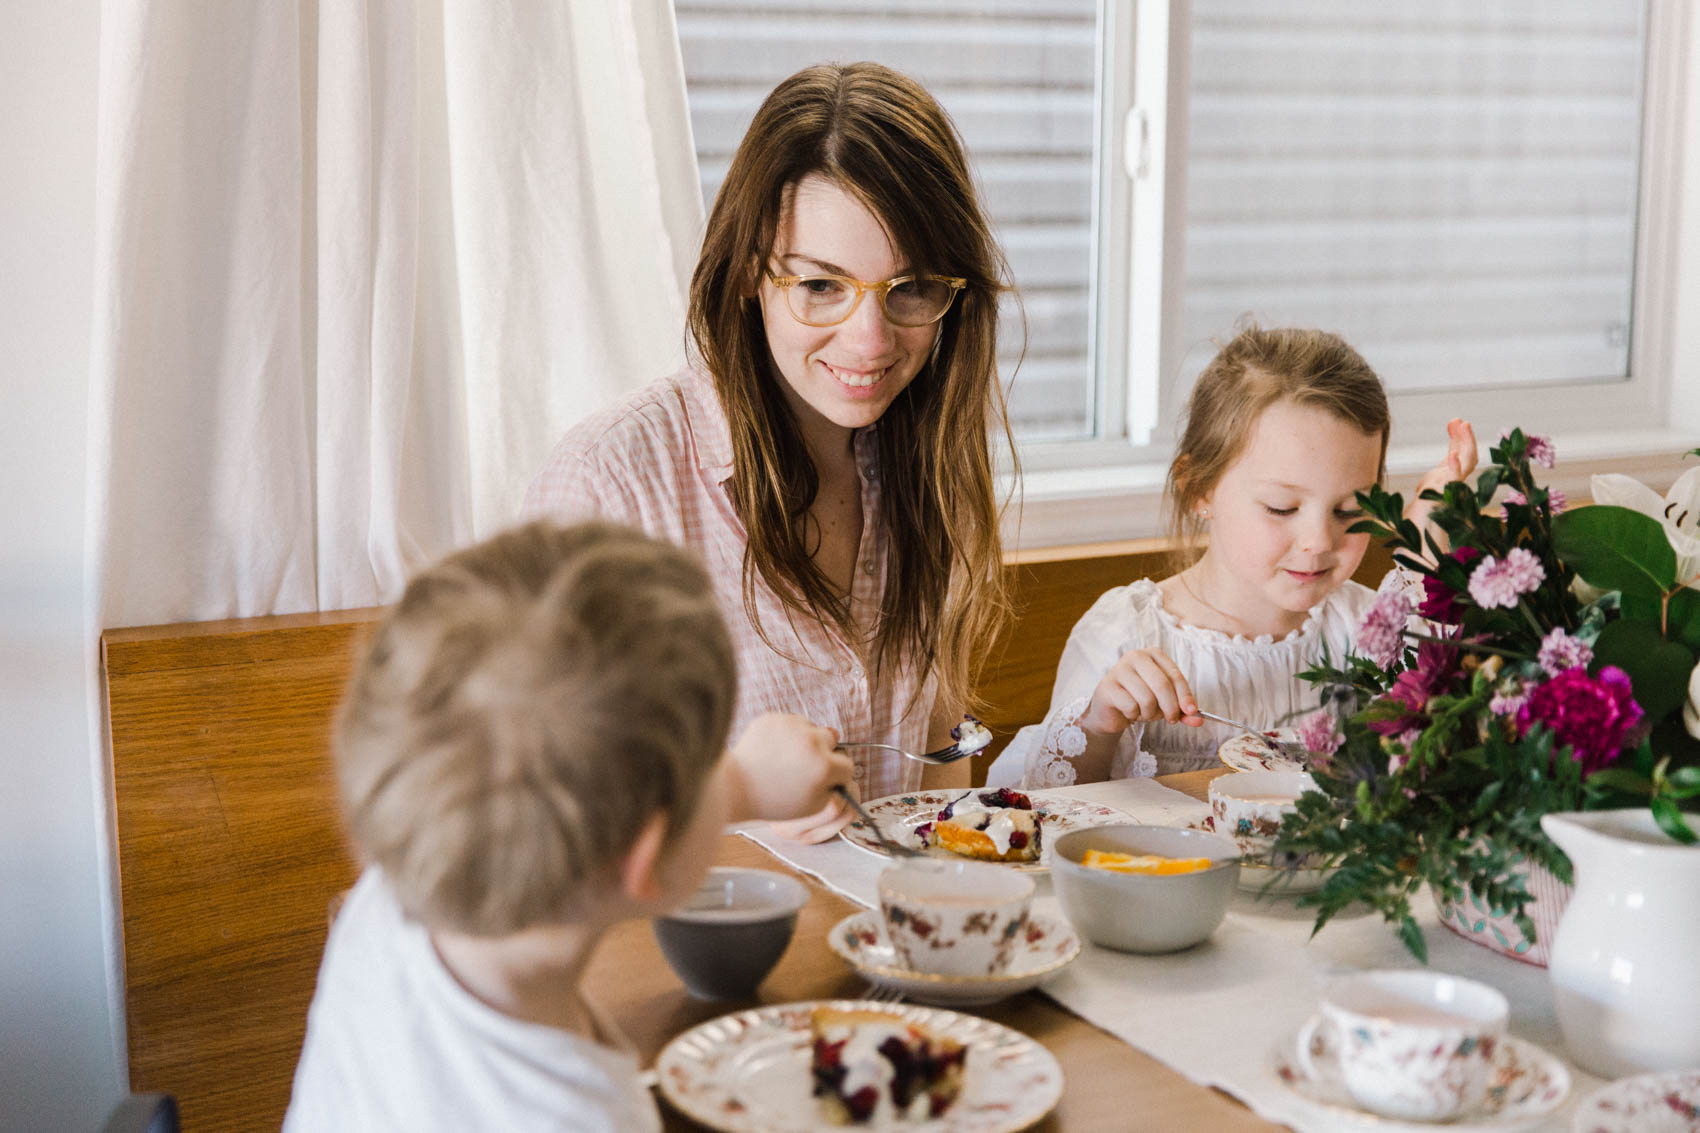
[0,2,124,1130]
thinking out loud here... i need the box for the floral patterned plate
[839,789,1133,873]
[827,910,1080,1007]
[1272,1026,1570,1131]
[1217,728,1310,774]
[655,999,1064,1133]
[1572,1069,1700,1132]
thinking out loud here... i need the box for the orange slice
[1080,849,1214,875]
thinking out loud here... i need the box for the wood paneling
[104,608,382,1132]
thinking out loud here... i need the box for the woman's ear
[618,811,670,904]
[738,258,764,301]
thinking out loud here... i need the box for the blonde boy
[284,521,850,1131]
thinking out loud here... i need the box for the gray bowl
[653,867,809,999]
[1051,824,1241,954]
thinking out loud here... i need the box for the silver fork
[833,785,927,859]
[859,983,906,1005]
[837,715,993,766]
[1194,709,1307,760]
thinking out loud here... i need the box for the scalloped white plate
[1572,1069,1700,1132]
[839,789,1132,873]
[1217,728,1311,773]
[655,999,1063,1133]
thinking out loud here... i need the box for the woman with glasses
[524,62,1015,841]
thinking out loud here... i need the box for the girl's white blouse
[984,578,1380,787]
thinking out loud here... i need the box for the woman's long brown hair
[687,62,1015,717]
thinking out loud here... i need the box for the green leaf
[1552,506,1677,599]
[1396,915,1428,964]
[1650,796,1699,845]
[1592,620,1695,723]
[1667,588,1700,654]
[1587,767,1653,795]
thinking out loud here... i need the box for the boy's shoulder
[287,870,659,1133]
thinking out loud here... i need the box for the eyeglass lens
[786,276,956,327]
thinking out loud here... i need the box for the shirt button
[852,765,865,781]
[850,667,864,682]
[862,562,876,575]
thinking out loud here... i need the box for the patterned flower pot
[1432,857,1573,967]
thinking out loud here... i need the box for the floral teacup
[1299,969,1508,1121]
[876,858,1033,978]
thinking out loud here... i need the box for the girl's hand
[1078,647,1203,737]
[1405,418,1478,550]
[766,794,855,844]
[726,713,853,827]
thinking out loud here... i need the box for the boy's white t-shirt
[284,869,660,1133]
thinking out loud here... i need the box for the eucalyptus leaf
[1650,796,1699,845]
[1553,506,1677,598]
[1592,620,1695,723]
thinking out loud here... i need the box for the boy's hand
[1079,646,1202,737]
[726,713,853,830]
[1404,418,1478,552]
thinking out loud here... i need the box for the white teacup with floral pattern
[1298,970,1509,1121]
[876,858,1034,978]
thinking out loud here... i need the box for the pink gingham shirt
[522,367,932,800]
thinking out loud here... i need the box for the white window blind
[1170,0,1647,398]
[675,0,1102,438]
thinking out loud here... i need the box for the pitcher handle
[1295,1014,1333,1083]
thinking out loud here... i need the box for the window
[677,2,1694,545]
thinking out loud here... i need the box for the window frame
[1006,0,1700,550]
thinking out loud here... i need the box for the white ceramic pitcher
[1540,808,1700,1077]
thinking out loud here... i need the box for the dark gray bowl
[653,867,809,999]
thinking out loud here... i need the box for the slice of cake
[922,787,1042,862]
[810,1006,967,1124]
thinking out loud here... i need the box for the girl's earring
[1197,507,1211,521]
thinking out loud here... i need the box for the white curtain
[88,0,703,627]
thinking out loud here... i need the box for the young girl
[986,325,1476,788]
[524,63,1014,838]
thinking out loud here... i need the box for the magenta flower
[1368,637,1461,736]
[1468,547,1546,610]
[1537,628,1593,677]
[1419,546,1480,624]
[1516,665,1642,773]
[1297,709,1343,756]
[1356,589,1413,668]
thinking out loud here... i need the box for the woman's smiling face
[756,175,940,450]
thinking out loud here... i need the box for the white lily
[1590,466,1700,590]
[1687,660,1700,741]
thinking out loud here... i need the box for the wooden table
[584,768,1286,1131]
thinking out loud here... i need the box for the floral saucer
[1217,728,1310,774]
[1271,1026,1571,1131]
[827,910,1080,1007]
[1572,1069,1700,1132]
[655,999,1063,1133]
[839,789,1133,873]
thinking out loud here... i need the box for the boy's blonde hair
[335,521,736,936]
[1167,323,1390,570]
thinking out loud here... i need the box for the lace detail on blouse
[1024,696,1090,788]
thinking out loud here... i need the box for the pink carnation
[1297,709,1343,756]
[1498,429,1556,469]
[1500,488,1567,519]
[1490,689,1527,717]
[1356,589,1413,668]
[1516,665,1642,774]
[1468,548,1546,610]
[1537,628,1593,677]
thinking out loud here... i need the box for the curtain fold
[89,0,702,627]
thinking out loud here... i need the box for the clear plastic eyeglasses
[764,267,966,328]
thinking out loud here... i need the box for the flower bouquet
[1274,430,1700,962]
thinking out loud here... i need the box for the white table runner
[739,778,1602,1132]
